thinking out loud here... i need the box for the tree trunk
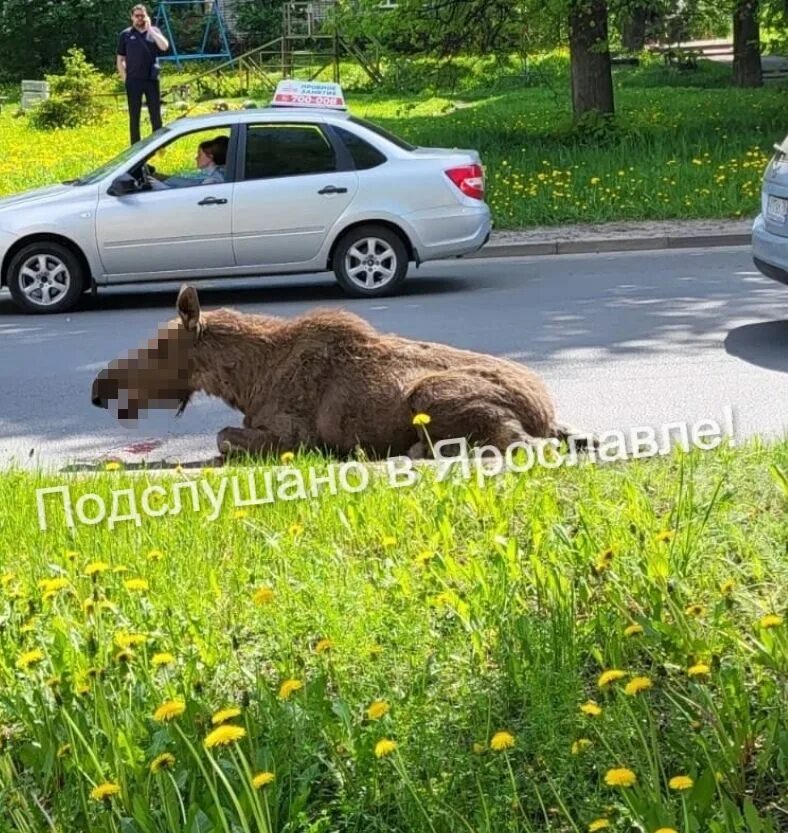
[621,4,648,51]
[732,0,762,87]
[569,0,614,118]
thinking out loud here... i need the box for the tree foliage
[0,0,131,80]
[28,47,113,129]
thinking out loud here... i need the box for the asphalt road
[0,246,786,472]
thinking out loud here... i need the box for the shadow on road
[724,320,788,373]
[0,274,472,316]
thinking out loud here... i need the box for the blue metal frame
[153,0,233,68]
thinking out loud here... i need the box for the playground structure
[154,0,234,67]
[156,0,385,102]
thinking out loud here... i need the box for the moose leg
[406,372,548,454]
[217,426,286,458]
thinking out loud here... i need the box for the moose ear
[177,285,202,334]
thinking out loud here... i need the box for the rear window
[244,124,336,179]
[348,116,417,152]
[334,126,387,170]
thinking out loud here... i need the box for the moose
[91,285,590,461]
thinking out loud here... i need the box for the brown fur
[92,285,587,459]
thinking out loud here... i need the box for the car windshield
[72,129,171,186]
[348,116,417,152]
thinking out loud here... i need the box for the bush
[28,48,113,130]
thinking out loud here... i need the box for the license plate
[767,194,788,221]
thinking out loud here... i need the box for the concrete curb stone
[470,218,754,259]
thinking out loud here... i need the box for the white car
[753,134,788,287]
[0,82,491,314]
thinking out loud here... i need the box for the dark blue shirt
[117,27,166,81]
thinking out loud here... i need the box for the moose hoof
[217,427,239,455]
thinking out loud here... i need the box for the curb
[469,232,752,259]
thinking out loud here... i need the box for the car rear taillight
[445,164,485,200]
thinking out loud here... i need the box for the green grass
[2,71,784,230]
[0,439,786,832]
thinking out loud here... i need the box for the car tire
[332,224,410,298]
[7,242,86,314]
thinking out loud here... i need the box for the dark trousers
[125,78,162,145]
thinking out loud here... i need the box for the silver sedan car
[0,99,491,314]
[753,135,788,286]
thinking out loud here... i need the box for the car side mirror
[108,173,141,197]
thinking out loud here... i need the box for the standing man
[117,4,170,145]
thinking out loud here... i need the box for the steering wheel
[139,162,159,189]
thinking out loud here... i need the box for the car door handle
[198,196,227,205]
[318,186,348,195]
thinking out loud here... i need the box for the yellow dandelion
[589,821,610,832]
[64,550,79,561]
[252,771,276,788]
[115,632,147,649]
[123,578,149,592]
[153,699,186,722]
[381,535,397,547]
[150,752,176,773]
[490,731,515,751]
[719,579,735,596]
[85,561,110,577]
[412,413,431,426]
[366,700,390,720]
[654,829,679,833]
[211,707,242,725]
[233,509,248,520]
[669,775,694,791]
[655,529,674,543]
[604,767,637,787]
[105,461,122,471]
[624,623,643,637]
[414,550,434,565]
[374,738,398,758]
[38,577,70,594]
[687,663,710,677]
[204,724,246,749]
[571,738,593,754]
[315,638,334,654]
[252,586,275,605]
[90,782,121,801]
[759,613,783,629]
[17,648,45,670]
[152,652,175,667]
[580,700,602,716]
[598,669,627,688]
[147,549,164,561]
[685,604,705,618]
[280,451,295,464]
[289,522,303,536]
[278,678,303,700]
[624,676,653,696]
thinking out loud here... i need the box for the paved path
[0,245,785,471]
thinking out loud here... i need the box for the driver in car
[146,136,228,189]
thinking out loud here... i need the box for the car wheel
[333,224,409,298]
[7,242,85,314]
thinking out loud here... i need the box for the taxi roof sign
[271,80,347,110]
